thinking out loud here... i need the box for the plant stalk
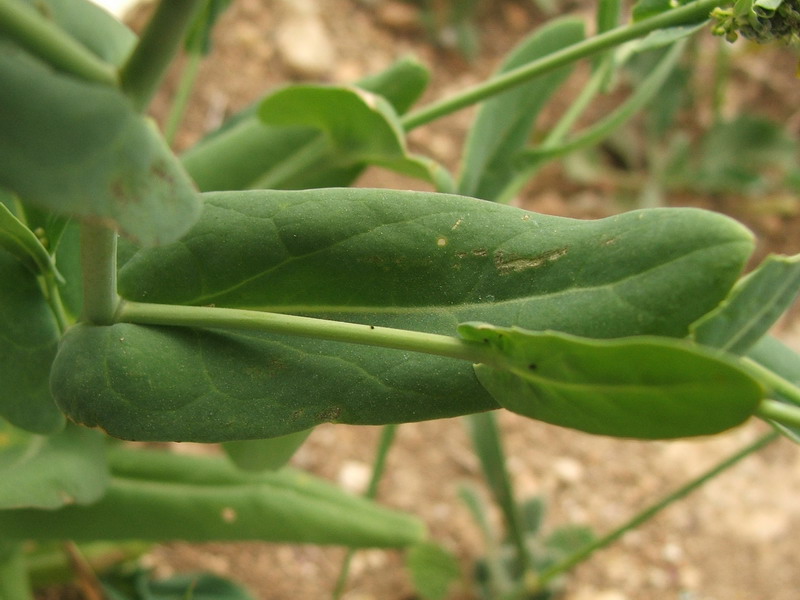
[0,543,34,600]
[332,424,399,599]
[401,0,726,130]
[0,0,117,86]
[164,51,204,146]
[119,0,206,113]
[80,223,119,325]
[532,429,780,591]
[118,301,495,365]
[757,400,800,430]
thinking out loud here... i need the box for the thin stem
[533,429,780,591]
[332,424,399,599]
[118,301,494,364]
[0,0,116,86]
[119,0,205,113]
[401,0,725,131]
[80,224,118,325]
[164,52,203,146]
[743,357,800,407]
[42,272,69,333]
[757,400,800,430]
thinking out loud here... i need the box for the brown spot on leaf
[493,247,568,275]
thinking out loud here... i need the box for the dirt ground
[45,1,800,599]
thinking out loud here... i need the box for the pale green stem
[0,543,34,600]
[332,424,399,599]
[532,429,780,592]
[0,0,117,85]
[401,0,725,131]
[80,224,118,325]
[119,0,205,113]
[743,357,800,407]
[164,51,204,147]
[117,301,495,365]
[42,271,69,333]
[757,400,800,429]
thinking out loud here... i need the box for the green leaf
[102,568,254,600]
[407,542,462,600]
[18,0,137,66]
[0,421,108,510]
[181,56,429,192]
[0,447,425,547]
[0,43,201,247]
[0,201,59,278]
[258,85,451,190]
[56,188,755,442]
[458,18,585,201]
[692,254,800,355]
[459,323,763,439]
[0,249,63,433]
[222,428,313,472]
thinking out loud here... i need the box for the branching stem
[401,0,726,130]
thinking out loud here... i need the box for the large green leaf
[0,43,201,246]
[118,190,752,340]
[181,57,429,192]
[0,420,108,510]
[0,248,63,433]
[459,323,762,439]
[458,18,585,200]
[692,254,800,355]
[0,447,425,547]
[51,189,755,442]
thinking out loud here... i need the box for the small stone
[276,12,335,78]
[376,1,422,32]
[553,456,585,483]
[338,459,371,493]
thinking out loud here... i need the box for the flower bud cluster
[711,0,800,46]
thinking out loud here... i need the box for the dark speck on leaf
[528,363,537,370]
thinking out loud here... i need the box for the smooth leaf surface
[66,188,756,442]
[0,447,425,547]
[458,18,584,200]
[181,57,429,192]
[0,249,63,433]
[0,43,201,246]
[459,323,762,438]
[0,421,108,510]
[258,85,450,190]
[692,254,800,354]
[222,429,313,471]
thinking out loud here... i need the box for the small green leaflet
[459,323,763,439]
